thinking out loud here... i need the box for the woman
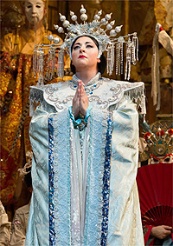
[26,6,145,246]
[0,0,70,206]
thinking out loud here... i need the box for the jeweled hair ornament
[54,5,139,78]
[33,36,63,86]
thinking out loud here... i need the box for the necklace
[70,72,103,95]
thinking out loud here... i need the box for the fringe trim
[123,83,146,114]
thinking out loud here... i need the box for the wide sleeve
[25,108,50,246]
[108,97,144,245]
[25,105,70,246]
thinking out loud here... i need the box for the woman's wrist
[69,106,91,131]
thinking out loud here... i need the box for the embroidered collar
[70,72,102,95]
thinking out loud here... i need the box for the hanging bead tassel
[46,45,55,81]
[51,46,56,80]
[115,42,120,76]
[132,33,139,65]
[107,44,114,75]
[131,42,135,65]
[107,45,111,75]
[57,49,64,78]
[120,39,124,75]
[45,54,49,82]
[115,36,125,76]
[33,47,37,79]
[124,38,132,81]
[37,48,44,86]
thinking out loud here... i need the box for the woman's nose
[80,46,85,52]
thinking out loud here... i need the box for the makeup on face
[24,0,45,25]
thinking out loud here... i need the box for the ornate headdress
[54,5,139,78]
[33,4,139,85]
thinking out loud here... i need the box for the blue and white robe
[26,73,145,246]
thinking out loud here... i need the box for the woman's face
[71,36,100,72]
[24,0,45,26]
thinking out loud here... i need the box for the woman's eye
[73,46,80,50]
[36,5,41,8]
[86,45,93,48]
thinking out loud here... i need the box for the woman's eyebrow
[74,41,93,46]
[74,42,81,46]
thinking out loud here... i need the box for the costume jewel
[54,5,139,78]
[140,119,173,162]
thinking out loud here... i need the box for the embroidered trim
[48,118,55,246]
[101,115,113,245]
[70,73,103,95]
[29,79,146,115]
[53,111,72,245]
[83,108,108,245]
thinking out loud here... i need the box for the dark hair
[70,35,107,75]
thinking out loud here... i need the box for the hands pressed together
[72,80,89,119]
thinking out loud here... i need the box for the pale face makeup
[71,36,100,72]
[24,0,45,26]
